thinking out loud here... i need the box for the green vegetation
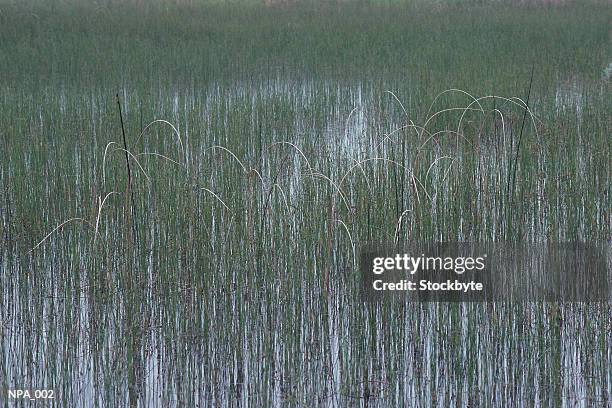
[1,0,610,406]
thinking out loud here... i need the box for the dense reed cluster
[0,1,610,406]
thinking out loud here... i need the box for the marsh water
[2,75,611,407]
[1,1,611,405]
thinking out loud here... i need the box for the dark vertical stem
[511,65,535,197]
[116,93,138,235]
[116,93,133,190]
[117,93,141,408]
[507,65,534,238]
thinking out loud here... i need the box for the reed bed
[0,1,610,406]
